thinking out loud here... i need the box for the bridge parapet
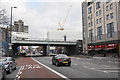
[12,39,77,46]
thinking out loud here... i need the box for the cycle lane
[15,57,64,80]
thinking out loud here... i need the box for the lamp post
[9,6,17,57]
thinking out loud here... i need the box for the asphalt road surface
[5,53,120,80]
[33,56,119,79]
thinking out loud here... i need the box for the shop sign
[106,43,117,48]
[88,45,95,49]
[96,44,104,48]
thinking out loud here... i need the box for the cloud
[1,0,83,40]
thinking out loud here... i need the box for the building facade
[82,0,120,57]
[13,20,29,33]
[0,27,9,56]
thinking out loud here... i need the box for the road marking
[76,58,80,59]
[31,57,69,80]
[19,71,22,74]
[16,75,18,78]
[18,76,20,79]
[18,66,22,74]
[74,64,78,65]
[90,68,95,70]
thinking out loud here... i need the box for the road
[5,53,119,80]
[33,56,119,79]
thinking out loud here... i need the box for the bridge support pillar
[64,46,77,56]
[12,45,19,57]
[46,44,50,56]
[43,46,47,56]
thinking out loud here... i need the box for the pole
[9,7,13,57]
[9,7,17,57]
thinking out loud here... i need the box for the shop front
[105,43,117,57]
[94,44,104,56]
[88,45,95,56]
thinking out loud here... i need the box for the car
[52,54,71,66]
[2,57,17,74]
[0,58,6,80]
[33,51,35,54]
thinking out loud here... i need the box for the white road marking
[74,64,78,65]
[76,58,80,59]
[90,68,95,70]
[19,72,22,74]
[32,57,69,80]
[18,76,20,79]
[18,66,22,74]
[106,71,120,73]
[16,75,18,78]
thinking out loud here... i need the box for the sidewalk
[16,57,64,80]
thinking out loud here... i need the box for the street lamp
[9,6,17,57]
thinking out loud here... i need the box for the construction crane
[57,5,72,31]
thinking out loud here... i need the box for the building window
[88,16,90,20]
[89,29,93,41]
[110,3,113,9]
[91,21,93,26]
[96,2,101,9]
[106,6,109,11]
[97,26,102,40]
[106,0,112,4]
[96,11,98,16]
[107,22,114,38]
[91,14,93,19]
[99,18,102,23]
[89,22,90,27]
[99,10,101,15]
[97,19,99,24]
[110,13,113,19]
[106,14,109,20]
[88,7,92,14]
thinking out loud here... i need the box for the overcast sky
[1,0,84,41]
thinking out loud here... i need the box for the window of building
[99,10,101,15]
[97,26,102,40]
[91,14,93,19]
[106,0,112,4]
[99,18,102,23]
[106,6,109,11]
[88,7,92,14]
[96,2,101,9]
[97,19,99,24]
[107,22,114,38]
[89,29,93,41]
[110,3,113,10]
[106,14,109,20]
[91,21,93,26]
[88,16,90,20]
[110,13,113,19]
[96,11,98,16]
[89,22,90,27]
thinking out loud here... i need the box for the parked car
[0,58,6,80]
[52,54,71,66]
[2,57,17,74]
[33,51,35,54]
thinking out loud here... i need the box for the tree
[0,9,10,26]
